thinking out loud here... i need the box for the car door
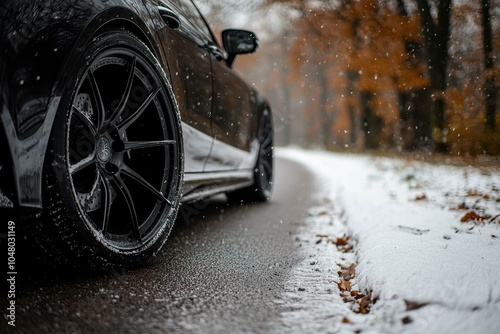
[207,56,257,172]
[156,0,214,174]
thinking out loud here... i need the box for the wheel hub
[96,136,112,162]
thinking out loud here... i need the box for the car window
[160,0,213,45]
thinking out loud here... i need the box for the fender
[0,0,166,208]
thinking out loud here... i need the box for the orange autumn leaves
[316,232,376,315]
[337,263,375,315]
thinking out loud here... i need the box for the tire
[40,31,183,269]
[231,109,274,203]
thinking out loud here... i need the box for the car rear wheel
[231,109,274,203]
[41,31,183,269]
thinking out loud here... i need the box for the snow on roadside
[277,147,500,333]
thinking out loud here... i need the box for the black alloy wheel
[231,109,274,202]
[42,31,183,268]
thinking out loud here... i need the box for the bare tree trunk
[395,0,433,151]
[361,91,382,149]
[318,66,335,149]
[481,0,496,129]
[346,70,359,147]
[416,0,453,153]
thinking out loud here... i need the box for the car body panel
[0,0,270,209]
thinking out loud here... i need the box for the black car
[0,0,273,268]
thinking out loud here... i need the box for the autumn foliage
[232,0,499,156]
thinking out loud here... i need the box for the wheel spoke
[69,155,95,175]
[261,159,273,178]
[261,132,272,149]
[124,139,175,151]
[121,166,171,205]
[87,70,106,128]
[100,175,113,233]
[110,56,137,125]
[111,174,141,242]
[262,144,273,156]
[118,86,161,131]
[72,106,98,138]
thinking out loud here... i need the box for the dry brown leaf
[338,263,356,281]
[335,237,348,246]
[467,189,480,197]
[341,316,352,324]
[402,316,413,325]
[414,193,427,201]
[404,299,428,311]
[460,211,491,223]
[338,280,351,291]
[356,296,371,314]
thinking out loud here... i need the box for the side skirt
[182,170,253,203]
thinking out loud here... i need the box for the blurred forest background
[198,0,499,156]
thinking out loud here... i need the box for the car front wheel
[41,31,183,269]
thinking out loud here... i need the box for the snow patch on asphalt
[271,199,360,333]
[275,148,500,334]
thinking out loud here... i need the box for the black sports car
[0,0,273,268]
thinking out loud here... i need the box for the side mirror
[222,29,258,67]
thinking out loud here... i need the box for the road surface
[3,156,319,333]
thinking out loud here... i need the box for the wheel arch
[254,91,273,138]
[9,3,167,209]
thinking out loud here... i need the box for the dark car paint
[0,0,270,209]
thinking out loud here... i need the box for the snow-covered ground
[275,147,500,334]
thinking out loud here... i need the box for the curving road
[3,156,319,334]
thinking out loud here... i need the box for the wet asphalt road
[2,156,318,334]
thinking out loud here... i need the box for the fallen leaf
[460,211,490,223]
[341,316,351,324]
[404,299,428,311]
[338,263,356,281]
[414,193,427,201]
[335,237,348,246]
[467,189,480,197]
[338,280,351,291]
[356,296,371,314]
[402,316,413,324]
